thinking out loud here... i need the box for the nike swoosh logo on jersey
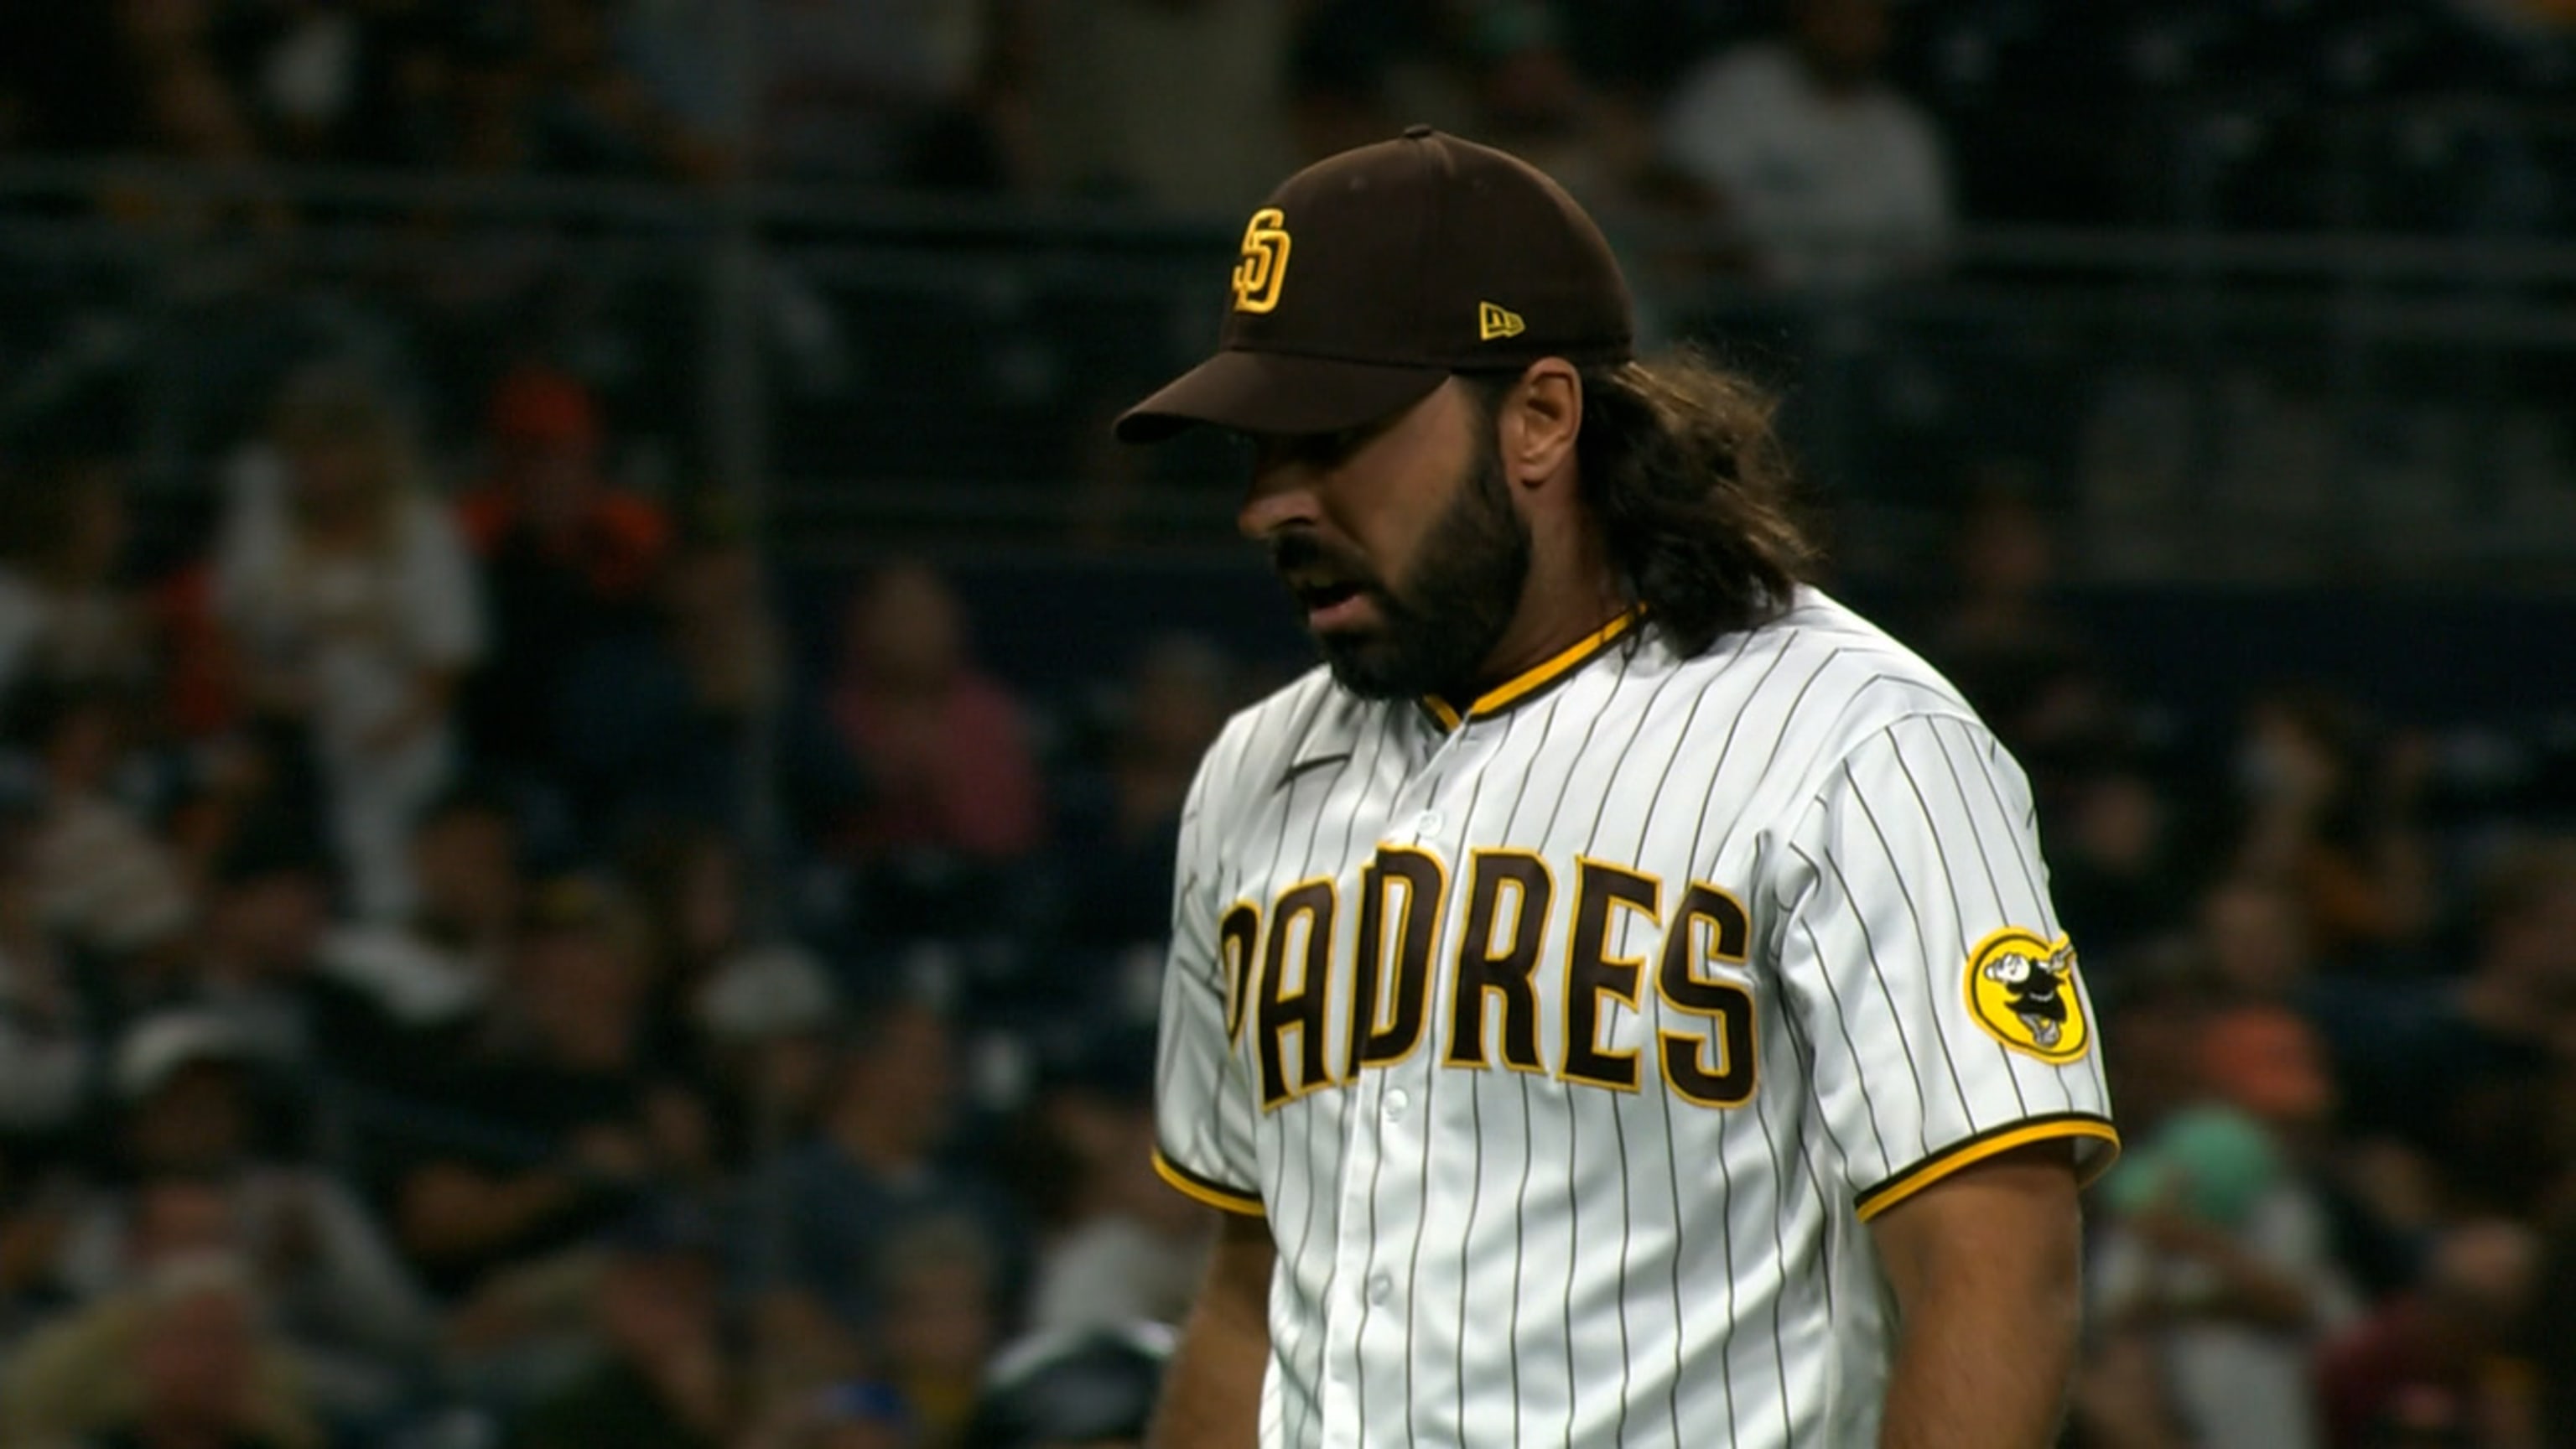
[1279,752,1353,787]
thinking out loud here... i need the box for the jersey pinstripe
[1154,587,2118,1449]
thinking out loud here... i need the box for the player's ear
[1496,359,1582,491]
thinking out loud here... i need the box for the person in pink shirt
[826,561,1044,875]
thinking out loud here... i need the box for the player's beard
[1277,441,1532,704]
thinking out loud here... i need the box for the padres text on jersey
[1154,589,2117,1449]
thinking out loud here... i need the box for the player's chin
[1315,631,1416,699]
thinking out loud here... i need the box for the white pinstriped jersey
[1153,588,2118,1449]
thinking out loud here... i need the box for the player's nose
[1238,465,1322,542]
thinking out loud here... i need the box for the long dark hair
[1544,348,1820,657]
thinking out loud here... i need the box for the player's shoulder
[1667,586,1993,772]
[1699,587,1971,714]
[1183,664,1366,822]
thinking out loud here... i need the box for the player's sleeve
[1769,712,2118,1223]
[1151,743,1265,1218]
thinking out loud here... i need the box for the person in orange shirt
[454,367,673,782]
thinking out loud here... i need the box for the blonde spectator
[0,1248,318,1449]
[46,1015,435,1421]
[214,368,484,921]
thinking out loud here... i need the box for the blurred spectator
[1021,1035,1207,1336]
[2338,838,2576,1222]
[226,0,368,162]
[456,366,670,784]
[307,785,523,1093]
[182,813,335,1069]
[2538,1202,2576,1445]
[54,1011,432,1423]
[1659,0,1950,285]
[214,369,485,921]
[1451,0,1632,211]
[522,0,726,180]
[692,943,841,1168]
[505,1198,738,1449]
[626,823,750,1010]
[957,1322,1170,1449]
[2064,1324,2187,1449]
[1025,0,1294,213]
[2318,1218,2542,1449]
[411,1,546,175]
[1924,477,2109,762]
[880,1215,1002,1446]
[2199,873,2320,1004]
[2091,955,2213,1150]
[2095,1002,2359,1449]
[754,0,1002,187]
[71,0,252,158]
[386,877,704,1302]
[2449,0,2576,37]
[553,528,782,842]
[2048,756,2178,962]
[0,451,147,714]
[75,0,291,232]
[737,1379,915,1449]
[1281,1,1421,167]
[823,563,1044,926]
[0,803,95,1149]
[14,680,197,978]
[0,1249,317,1449]
[617,824,763,1109]
[2231,690,2437,963]
[1052,636,1232,958]
[747,994,1017,1354]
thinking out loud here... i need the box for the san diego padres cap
[1115,126,1635,444]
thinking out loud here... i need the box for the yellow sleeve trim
[1854,1114,2121,1223]
[1153,1148,1265,1217]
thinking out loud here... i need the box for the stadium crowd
[0,356,1231,1449]
[0,350,2567,1449]
[0,4,2572,1449]
[7,0,2576,238]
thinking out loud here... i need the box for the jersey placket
[1319,716,1480,1449]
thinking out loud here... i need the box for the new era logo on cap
[1114,127,1635,444]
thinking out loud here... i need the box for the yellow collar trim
[1423,607,1643,730]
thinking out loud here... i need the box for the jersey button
[1383,1088,1409,1120]
[1412,810,1444,837]
[1368,1272,1394,1304]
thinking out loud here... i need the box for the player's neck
[1463,567,1631,701]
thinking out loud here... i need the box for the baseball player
[1119,128,2117,1449]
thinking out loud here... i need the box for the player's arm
[1147,723,1271,1446]
[1771,714,2118,1449]
[1148,1209,1274,1449]
[1870,1140,2084,1449]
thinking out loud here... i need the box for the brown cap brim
[1114,350,1450,444]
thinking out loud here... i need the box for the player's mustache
[1269,531,1382,593]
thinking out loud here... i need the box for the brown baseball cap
[1115,127,1635,444]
